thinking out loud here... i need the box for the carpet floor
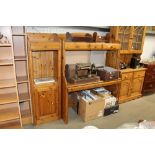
[24,93,155,129]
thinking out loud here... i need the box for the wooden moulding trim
[67,79,121,93]
[65,42,121,51]
[120,50,142,54]
[30,42,61,51]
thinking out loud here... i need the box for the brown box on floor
[69,93,80,114]
[79,96,105,122]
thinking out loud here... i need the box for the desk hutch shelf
[62,40,121,124]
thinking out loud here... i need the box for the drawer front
[121,72,133,80]
[0,119,21,129]
[133,71,145,78]
[145,73,155,81]
[146,66,155,74]
[143,81,155,90]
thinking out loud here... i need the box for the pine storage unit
[119,68,146,103]
[62,35,121,124]
[0,27,22,128]
[110,26,146,65]
[110,26,147,103]
[142,63,155,94]
[11,26,32,125]
[27,33,61,125]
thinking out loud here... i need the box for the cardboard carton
[79,96,105,122]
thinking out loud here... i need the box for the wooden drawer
[143,81,155,90]
[0,103,20,122]
[146,66,155,74]
[133,71,145,78]
[0,119,21,129]
[145,73,155,82]
[121,72,133,80]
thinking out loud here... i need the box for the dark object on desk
[93,32,109,42]
[66,32,93,42]
[120,62,127,69]
[97,66,120,81]
[103,103,119,116]
[65,63,100,84]
[130,55,140,69]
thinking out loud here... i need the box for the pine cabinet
[28,33,61,125]
[119,80,131,100]
[119,68,146,103]
[142,63,155,94]
[34,84,58,123]
[131,77,144,96]
[110,26,146,54]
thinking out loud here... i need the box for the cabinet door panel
[117,26,132,51]
[119,80,131,99]
[35,86,57,119]
[131,26,146,51]
[131,77,144,96]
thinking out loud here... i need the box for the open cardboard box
[78,95,105,122]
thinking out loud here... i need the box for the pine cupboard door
[131,77,144,96]
[131,26,146,53]
[116,26,133,53]
[119,80,131,102]
[35,85,58,120]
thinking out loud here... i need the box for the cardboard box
[79,96,105,122]
[69,93,80,114]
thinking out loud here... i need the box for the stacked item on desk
[97,66,120,81]
[91,87,119,116]
[78,90,105,122]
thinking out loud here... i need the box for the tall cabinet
[0,27,22,128]
[11,26,32,125]
[27,33,61,125]
[110,26,147,103]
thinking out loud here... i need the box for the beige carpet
[24,93,155,129]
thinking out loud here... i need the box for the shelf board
[0,107,20,122]
[14,56,27,61]
[0,44,12,47]
[0,79,16,88]
[65,42,121,51]
[0,93,18,105]
[19,93,30,102]
[120,50,142,54]
[21,109,32,125]
[0,59,13,66]
[22,115,32,125]
[67,79,121,93]
[12,34,26,36]
[17,76,28,84]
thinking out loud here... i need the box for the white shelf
[0,44,12,47]
[0,59,13,66]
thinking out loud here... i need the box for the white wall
[141,36,155,61]
[26,26,155,64]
